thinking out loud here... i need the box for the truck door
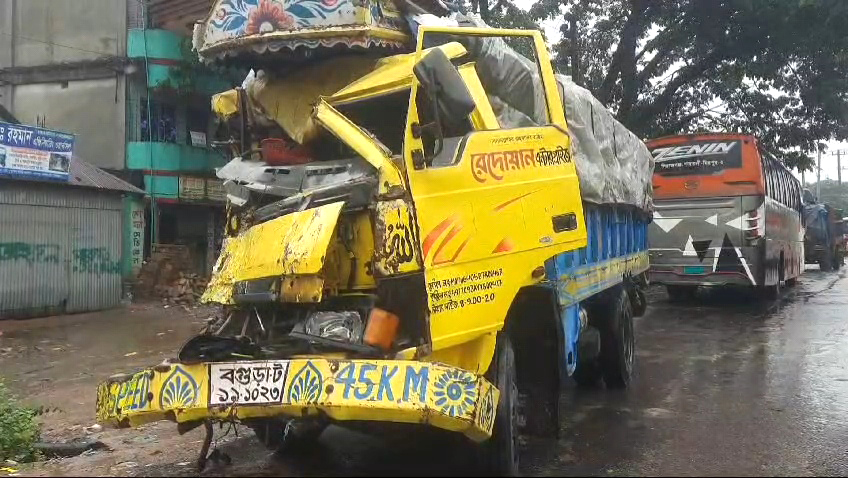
[403,28,587,349]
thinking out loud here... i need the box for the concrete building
[0,0,234,277]
[0,157,145,319]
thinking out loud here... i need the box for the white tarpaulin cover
[412,13,654,212]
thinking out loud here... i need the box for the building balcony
[127,141,226,200]
[127,29,231,95]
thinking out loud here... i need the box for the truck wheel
[572,360,602,387]
[245,417,326,453]
[630,285,648,317]
[597,288,635,389]
[666,285,697,302]
[481,335,520,476]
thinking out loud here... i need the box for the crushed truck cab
[97,15,653,475]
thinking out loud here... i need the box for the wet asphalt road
[167,266,848,477]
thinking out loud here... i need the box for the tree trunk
[568,14,581,86]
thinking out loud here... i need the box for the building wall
[0,180,125,319]
[13,77,127,170]
[11,0,127,67]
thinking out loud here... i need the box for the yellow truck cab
[96,5,654,475]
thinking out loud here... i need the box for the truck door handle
[552,213,578,233]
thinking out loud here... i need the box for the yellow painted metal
[424,332,498,376]
[251,56,379,144]
[96,359,498,442]
[279,275,325,303]
[373,199,423,276]
[201,202,345,304]
[329,42,468,105]
[323,211,377,291]
[402,28,587,363]
[412,26,566,128]
[313,100,406,196]
[458,63,500,130]
[211,89,240,120]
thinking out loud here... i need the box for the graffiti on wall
[73,248,121,275]
[0,242,61,264]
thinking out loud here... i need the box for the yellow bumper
[96,358,498,442]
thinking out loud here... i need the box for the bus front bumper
[96,358,499,442]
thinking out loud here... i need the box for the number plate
[683,266,706,275]
[209,361,290,406]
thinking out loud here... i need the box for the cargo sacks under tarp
[804,203,832,245]
[411,13,654,213]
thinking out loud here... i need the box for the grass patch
[0,379,41,463]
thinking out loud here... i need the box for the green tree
[809,179,848,213]
[467,0,848,172]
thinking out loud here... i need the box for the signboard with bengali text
[0,122,74,182]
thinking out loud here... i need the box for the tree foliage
[467,0,848,171]
[808,180,848,213]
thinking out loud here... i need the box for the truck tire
[666,284,697,302]
[481,334,520,476]
[597,288,635,389]
[244,417,326,453]
[572,360,602,387]
[629,284,648,317]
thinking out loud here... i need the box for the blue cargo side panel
[544,204,649,375]
[545,204,649,307]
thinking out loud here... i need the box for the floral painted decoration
[211,0,347,35]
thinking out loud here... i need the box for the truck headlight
[304,311,363,343]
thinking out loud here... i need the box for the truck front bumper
[96,358,498,442]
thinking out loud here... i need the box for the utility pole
[817,147,822,200]
[832,150,847,185]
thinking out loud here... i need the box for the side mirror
[413,49,476,125]
[411,49,475,168]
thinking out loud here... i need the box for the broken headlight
[304,311,364,343]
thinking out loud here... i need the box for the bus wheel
[596,288,635,389]
[666,285,697,302]
[763,281,781,300]
[785,277,798,287]
[481,334,520,476]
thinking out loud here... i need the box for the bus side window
[765,160,774,200]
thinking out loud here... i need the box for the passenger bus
[647,133,803,299]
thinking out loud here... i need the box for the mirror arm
[429,73,445,162]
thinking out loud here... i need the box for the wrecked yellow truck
[96,4,654,475]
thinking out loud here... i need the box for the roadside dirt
[0,302,230,476]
